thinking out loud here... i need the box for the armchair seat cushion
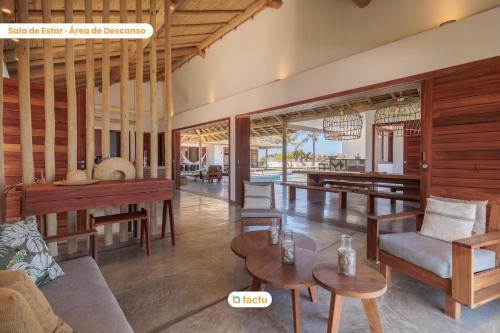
[379,232,496,279]
[41,256,133,333]
[241,209,282,219]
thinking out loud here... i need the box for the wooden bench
[358,190,421,214]
[90,208,151,257]
[281,182,356,209]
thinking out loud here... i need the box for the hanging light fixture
[375,96,421,137]
[323,105,363,141]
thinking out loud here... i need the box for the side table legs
[291,289,302,333]
[308,286,318,302]
[361,299,383,333]
[326,294,383,333]
[327,294,343,333]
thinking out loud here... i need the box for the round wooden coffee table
[230,230,317,259]
[313,262,387,333]
[246,247,330,333]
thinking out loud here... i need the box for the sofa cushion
[0,270,71,333]
[379,232,496,278]
[430,196,488,235]
[0,287,44,333]
[0,217,64,286]
[41,256,133,333]
[241,209,282,218]
[420,197,476,242]
[243,181,272,209]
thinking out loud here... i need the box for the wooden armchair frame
[240,181,282,231]
[200,165,223,183]
[367,205,500,320]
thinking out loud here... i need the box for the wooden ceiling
[3,0,282,87]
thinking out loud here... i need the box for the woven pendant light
[375,97,421,137]
[323,106,363,141]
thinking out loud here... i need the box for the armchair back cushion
[243,181,273,209]
[379,232,496,278]
[420,197,476,242]
[430,196,488,235]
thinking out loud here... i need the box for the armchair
[200,165,223,183]
[367,205,500,319]
[240,181,282,232]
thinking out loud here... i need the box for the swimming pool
[250,173,306,183]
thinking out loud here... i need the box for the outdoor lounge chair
[367,197,500,319]
[240,181,282,232]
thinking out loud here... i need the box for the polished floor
[180,176,229,201]
[95,190,500,333]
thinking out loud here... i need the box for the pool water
[250,174,306,183]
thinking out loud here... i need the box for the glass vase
[338,234,356,276]
[281,230,295,264]
[269,219,280,245]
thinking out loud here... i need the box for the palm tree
[292,131,320,166]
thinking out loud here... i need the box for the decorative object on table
[280,229,295,264]
[323,105,363,141]
[0,270,73,333]
[93,157,136,181]
[338,234,356,276]
[240,181,282,232]
[0,217,64,286]
[375,96,421,137]
[53,170,99,186]
[268,219,280,245]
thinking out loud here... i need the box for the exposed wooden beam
[175,9,245,16]
[16,0,34,184]
[85,0,95,179]
[150,0,158,179]
[135,0,144,180]
[42,0,57,254]
[164,0,173,180]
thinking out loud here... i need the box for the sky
[258,132,342,158]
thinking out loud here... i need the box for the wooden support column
[119,0,130,242]
[164,0,173,180]
[16,0,34,184]
[42,0,57,255]
[149,0,159,233]
[135,0,144,180]
[85,0,95,179]
[0,12,5,223]
[102,0,113,245]
[282,121,287,182]
[65,0,78,253]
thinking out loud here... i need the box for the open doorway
[174,119,230,201]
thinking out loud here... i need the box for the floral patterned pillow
[0,217,64,286]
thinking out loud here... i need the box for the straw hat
[53,170,99,186]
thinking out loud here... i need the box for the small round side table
[313,263,387,333]
[246,247,329,333]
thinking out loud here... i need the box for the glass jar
[281,229,295,264]
[338,234,356,276]
[269,219,280,245]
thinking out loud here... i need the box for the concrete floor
[96,189,500,333]
[180,176,229,201]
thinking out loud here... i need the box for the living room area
[1,1,500,333]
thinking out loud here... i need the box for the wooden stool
[90,208,151,257]
[313,263,387,333]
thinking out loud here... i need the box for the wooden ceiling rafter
[6,0,283,87]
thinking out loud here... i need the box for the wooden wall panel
[3,78,68,223]
[428,59,500,205]
[404,133,421,175]
[235,117,250,204]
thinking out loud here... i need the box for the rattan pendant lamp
[374,97,421,136]
[323,105,363,140]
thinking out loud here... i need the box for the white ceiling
[173,0,500,114]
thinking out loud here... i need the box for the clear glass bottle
[338,234,356,276]
[269,219,280,245]
[281,229,295,264]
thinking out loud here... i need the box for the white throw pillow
[244,183,272,209]
[430,196,488,235]
[420,197,476,242]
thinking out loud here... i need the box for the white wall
[206,144,225,166]
[171,8,500,201]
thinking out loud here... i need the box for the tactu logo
[227,291,272,308]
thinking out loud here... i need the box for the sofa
[41,256,133,333]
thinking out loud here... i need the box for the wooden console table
[21,179,176,244]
